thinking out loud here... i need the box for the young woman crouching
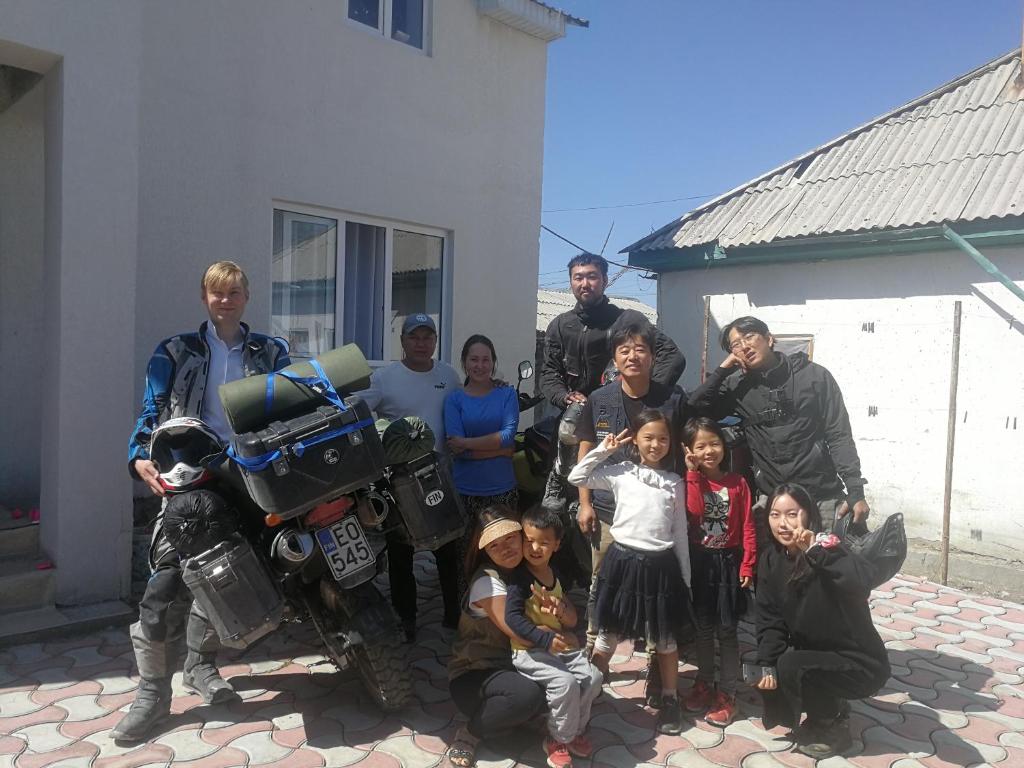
[755,483,890,759]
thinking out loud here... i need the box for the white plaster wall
[133,0,546,386]
[0,81,44,508]
[0,0,551,604]
[658,246,1024,560]
[0,0,142,605]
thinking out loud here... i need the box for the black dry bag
[834,511,907,589]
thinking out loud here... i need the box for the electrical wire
[540,224,654,275]
[543,193,716,213]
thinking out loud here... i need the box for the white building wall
[0,0,143,604]
[133,0,545,385]
[0,0,552,604]
[658,245,1024,560]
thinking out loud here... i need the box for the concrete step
[0,523,39,559]
[0,556,56,613]
[0,503,39,529]
[0,600,135,648]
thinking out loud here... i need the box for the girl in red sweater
[681,417,757,726]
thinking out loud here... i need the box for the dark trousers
[386,532,461,625]
[766,649,887,728]
[449,668,545,740]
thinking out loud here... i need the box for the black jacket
[540,296,685,409]
[755,540,890,728]
[687,352,865,503]
[755,542,889,672]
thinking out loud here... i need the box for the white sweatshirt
[568,443,691,586]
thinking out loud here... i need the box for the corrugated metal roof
[537,289,656,332]
[528,0,588,27]
[625,50,1024,256]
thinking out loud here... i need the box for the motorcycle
[511,360,550,507]
[170,375,462,712]
[509,364,595,589]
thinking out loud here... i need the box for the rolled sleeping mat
[219,343,373,435]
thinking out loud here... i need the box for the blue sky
[539,1,1022,303]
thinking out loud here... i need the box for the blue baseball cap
[401,313,436,335]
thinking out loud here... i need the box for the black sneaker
[655,696,684,735]
[655,696,679,733]
[796,717,853,759]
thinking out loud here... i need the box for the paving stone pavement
[1,558,1023,768]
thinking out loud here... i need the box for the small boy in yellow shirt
[504,508,603,768]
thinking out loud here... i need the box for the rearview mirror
[518,360,534,382]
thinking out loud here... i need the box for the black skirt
[593,543,695,649]
[689,545,750,628]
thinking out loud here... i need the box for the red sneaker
[705,691,737,727]
[683,679,714,713]
[568,732,593,757]
[544,738,573,768]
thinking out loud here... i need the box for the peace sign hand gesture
[792,525,815,553]
[600,428,633,453]
[531,583,563,618]
[683,447,700,472]
[531,583,578,629]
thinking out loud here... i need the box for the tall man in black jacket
[538,252,684,612]
[541,253,684,408]
[688,316,869,531]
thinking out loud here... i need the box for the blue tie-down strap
[227,417,374,472]
[264,358,346,415]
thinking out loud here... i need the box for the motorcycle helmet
[600,360,620,387]
[149,417,225,492]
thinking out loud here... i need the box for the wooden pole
[940,300,962,585]
[700,296,711,383]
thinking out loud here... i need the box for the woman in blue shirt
[445,335,520,526]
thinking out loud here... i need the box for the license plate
[315,516,375,581]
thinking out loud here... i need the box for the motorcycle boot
[110,677,172,742]
[182,609,239,705]
[183,650,238,704]
[541,468,567,516]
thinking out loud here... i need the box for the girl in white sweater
[567,409,693,735]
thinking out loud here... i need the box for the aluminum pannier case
[182,537,283,649]
[387,453,466,551]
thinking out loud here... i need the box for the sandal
[446,727,479,768]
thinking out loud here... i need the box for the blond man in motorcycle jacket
[114,262,290,742]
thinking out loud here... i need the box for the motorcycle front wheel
[314,577,412,711]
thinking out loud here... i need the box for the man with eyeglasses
[687,316,868,532]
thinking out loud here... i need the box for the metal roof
[625,50,1024,257]
[537,289,656,332]
[477,0,588,42]
[528,0,588,27]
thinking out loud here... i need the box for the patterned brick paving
[1,562,1022,767]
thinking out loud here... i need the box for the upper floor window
[272,208,447,363]
[349,0,426,50]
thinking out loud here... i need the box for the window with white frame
[348,0,426,50]
[272,208,446,363]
